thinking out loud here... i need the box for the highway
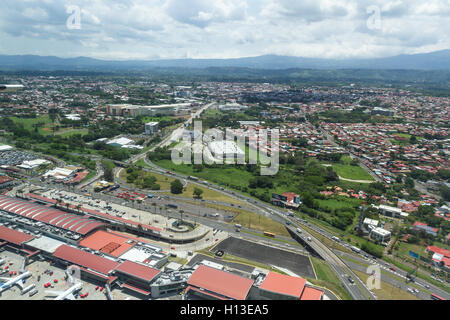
[103,106,446,300]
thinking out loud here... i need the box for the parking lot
[211,237,316,279]
[0,149,39,166]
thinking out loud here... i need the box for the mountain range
[0,50,449,71]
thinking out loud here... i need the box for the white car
[407,288,414,294]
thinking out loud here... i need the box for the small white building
[0,145,14,152]
[370,227,391,243]
[107,137,134,148]
[145,122,159,135]
[363,218,379,230]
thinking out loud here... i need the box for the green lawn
[10,115,53,135]
[231,210,291,237]
[353,270,418,300]
[316,197,362,210]
[332,163,375,181]
[55,128,89,137]
[179,185,247,205]
[309,256,352,300]
[155,159,254,189]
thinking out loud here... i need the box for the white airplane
[0,84,24,92]
[0,271,32,293]
[45,282,83,300]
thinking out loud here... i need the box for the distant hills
[0,50,449,71]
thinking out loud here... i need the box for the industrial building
[207,140,245,161]
[374,204,409,219]
[107,103,192,117]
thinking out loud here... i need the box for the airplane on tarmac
[0,84,24,92]
[0,271,32,294]
[45,282,83,300]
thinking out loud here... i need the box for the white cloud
[0,0,448,60]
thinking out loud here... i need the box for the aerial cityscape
[0,0,449,311]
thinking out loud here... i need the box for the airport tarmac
[0,250,132,300]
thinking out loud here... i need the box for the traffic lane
[335,250,450,300]
[340,257,428,300]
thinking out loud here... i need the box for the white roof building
[107,137,134,147]
[208,140,245,158]
[17,159,51,170]
[0,145,13,152]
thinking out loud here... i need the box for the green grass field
[231,210,291,237]
[316,197,362,210]
[353,270,418,300]
[309,256,352,300]
[155,159,254,188]
[167,185,248,206]
[10,116,88,137]
[331,163,375,181]
[56,128,89,137]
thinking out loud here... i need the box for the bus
[263,231,275,238]
[430,293,445,300]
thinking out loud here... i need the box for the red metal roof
[187,265,253,300]
[0,226,34,245]
[114,260,160,283]
[53,245,120,275]
[0,195,104,235]
[259,272,306,298]
[79,230,135,257]
[26,193,161,233]
[300,287,324,300]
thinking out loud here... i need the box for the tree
[193,187,204,199]
[103,165,114,182]
[170,179,184,194]
[405,177,415,189]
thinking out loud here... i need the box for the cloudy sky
[0,0,449,60]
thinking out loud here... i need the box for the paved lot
[0,250,138,300]
[211,237,316,279]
